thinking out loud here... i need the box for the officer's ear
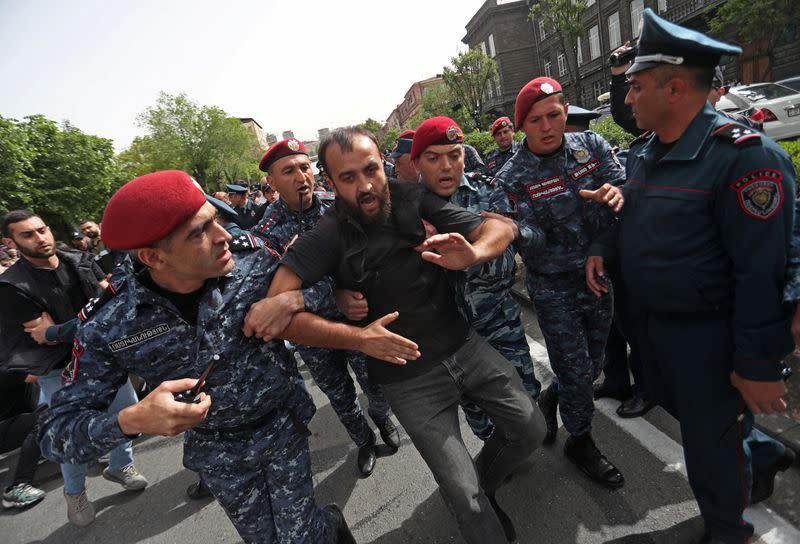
[135,247,167,270]
[1,236,16,250]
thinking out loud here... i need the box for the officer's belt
[193,409,310,437]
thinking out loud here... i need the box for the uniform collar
[458,174,479,193]
[639,103,716,162]
[276,193,320,216]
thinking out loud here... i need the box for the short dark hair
[318,126,380,174]
[2,210,37,238]
[653,64,714,92]
[78,219,95,226]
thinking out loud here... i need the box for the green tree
[442,49,499,131]
[130,92,263,191]
[381,128,401,153]
[463,131,498,158]
[590,116,636,149]
[404,83,474,132]
[0,115,123,236]
[708,0,800,81]
[529,0,589,104]
[359,118,383,135]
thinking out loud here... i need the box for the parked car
[726,83,800,141]
[776,76,800,93]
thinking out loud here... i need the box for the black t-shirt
[138,271,206,326]
[0,259,87,326]
[282,181,484,384]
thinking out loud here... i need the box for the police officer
[484,117,518,176]
[496,77,626,488]
[464,143,489,175]
[588,9,795,542]
[38,171,358,543]
[412,117,541,443]
[226,183,259,229]
[252,138,400,477]
[565,106,602,133]
[388,129,418,182]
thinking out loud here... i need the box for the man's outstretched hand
[579,184,624,213]
[418,232,479,270]
[357,312,420,365]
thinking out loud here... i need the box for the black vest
[0,250,102,375]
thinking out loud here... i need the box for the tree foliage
[404,83,475,132]
[359,118,383,135]
[123,92,263,191]
[442,49,499,131]
[529,0,588,104]
[381,128,401,153]
[0,115,123,237]
[708,0,800,81]
[590,116,636,149]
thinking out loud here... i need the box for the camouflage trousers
[527,270,612,437]
[198,412,335,544]
[459,293,541,440]
[297,345,391,447]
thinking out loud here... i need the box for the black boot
[538,384,559,445]
[487,492,517,542]
[377,418,401,452]
[564,433,624,489]
[357,433,377,477]
[186,477,213,500]
[324,503,357,544]
[751,447,796,504]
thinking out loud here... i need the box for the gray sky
[0,0,489,150]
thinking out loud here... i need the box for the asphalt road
[2,303,798,543]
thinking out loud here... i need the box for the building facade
[383,75,445,131]
[238,118,268,150]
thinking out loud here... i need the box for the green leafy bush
[778,140,800,189]
[590,116,636,149]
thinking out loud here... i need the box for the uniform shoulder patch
[77,282,122,323]
[713,122,762,147]
[730,168,784,220]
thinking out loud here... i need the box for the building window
[589,25,600,60]
[487,33,496,58]
[558,52,567,76]
[538,20,547,41]
[581,84,591,105]
[608,12,621,50]
[494,77,502,97]
[593,80,604,101]
[544,59,552,78]
[658,0,667,12]
[630,0,644,37]
[577,36,584,66]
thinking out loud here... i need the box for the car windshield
[716,94,749,111]
[733,83,798,102]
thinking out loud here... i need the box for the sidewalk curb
[511,279,800,457]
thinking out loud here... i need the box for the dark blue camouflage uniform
[443,172,541,439]
[38,249,337,543]
[484,141,520,176]
[464,144,489,175]
[497,131,624,437]
[252,193,392,448]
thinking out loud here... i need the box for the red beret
[102,170,206,250]
[259,138,308,172]
[410,117,464,161]
[398,129,416,140]
[491,116,513,136]
[514,77,563,129]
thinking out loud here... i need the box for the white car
[726,83,800,141]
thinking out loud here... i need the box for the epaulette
[712,122,762,147]
[466,171,496,186]
[230,232,266,252]
[631,130,654,147]
[78,281,122,322]
[314,191,336,201]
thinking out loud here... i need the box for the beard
[17,244,55,259]
[339,184,392,227]
[85,230,98,239]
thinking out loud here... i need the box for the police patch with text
[107,324,171,353]
[569,159,601,181]
[730,169,783,220]
[526,176,568,201]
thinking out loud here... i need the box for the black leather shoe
[616,395,655,419]
[564,433,625,489]
[323,503,356,544]
[487,492,516,542]
[186,478,213,500]
[538,384,559,445]
[593,382,631,401]
[751,447,796,504]
[357,435,377,477]
[377,419,401,452]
